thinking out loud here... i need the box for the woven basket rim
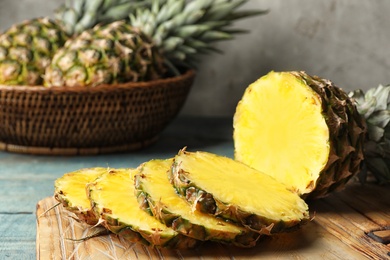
[0,69,195,93]
[0,136,159,156]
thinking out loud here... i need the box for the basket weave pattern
[0,70,195,155]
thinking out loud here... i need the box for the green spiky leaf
[350,85,390,184]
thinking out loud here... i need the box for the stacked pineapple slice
[134,158,262,247]
[54,150,310,249]
[88,168,198,248]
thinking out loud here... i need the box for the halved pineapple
[88,168,198,249]
[54,167,107,225]
[134,159,260,248]
[234,71,366,199]
[171,149,310,234]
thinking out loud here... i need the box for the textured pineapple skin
[54,194,99,225]
[44,21,165,87]
[134,159,260,248]
[170,149,310,235]
[297,72,366,199]
[234,71,366,200]
[88,168,198,249]
[0,18,68,85]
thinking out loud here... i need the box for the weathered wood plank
[310,199,388,259]
[37,182,390,260]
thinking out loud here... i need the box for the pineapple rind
[88,168,198,249]
[294,71,366,199]
[170,149,310,234]
[134,159,260,248]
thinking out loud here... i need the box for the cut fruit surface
[171,149,310,234]
[234,71,366,199]
[88,168,198,249]
[54,167,107,225]
[135,159,260,247]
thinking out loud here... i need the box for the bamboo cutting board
[36,183,390,260]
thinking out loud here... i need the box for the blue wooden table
[0,116,234,259]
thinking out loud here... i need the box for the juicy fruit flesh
[175,151,309,223]
[54,167,107,209]
[89,169,176,238]
[137,159,249,240]
[234,71,330,195]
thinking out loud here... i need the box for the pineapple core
[234,71,330,195]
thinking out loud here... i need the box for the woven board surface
[36,183,390,259]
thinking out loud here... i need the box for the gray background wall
[1,0,389,117]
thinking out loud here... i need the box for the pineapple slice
[88,168,198,249]
[171,149,310,234]
[54,167,107,225]
[234,71,366,199]
[134,159,260,248]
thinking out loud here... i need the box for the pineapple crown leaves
[55,0,153,35]
[349,84,390,142]
[129,0,268,74]
[349,85,390,184]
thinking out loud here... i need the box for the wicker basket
[0,69,195,155]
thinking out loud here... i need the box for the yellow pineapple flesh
[135,159,260,247]
[54,167,107,225]
[234,72,329,195]
[171,149,310,234]
[88,168,198,249]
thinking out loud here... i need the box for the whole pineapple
[233,71,366,199]
[0,18,68,85]
[0,0,152,86]
[44,21,164,87]
[44,0,267,87]
[349,85,390,184]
